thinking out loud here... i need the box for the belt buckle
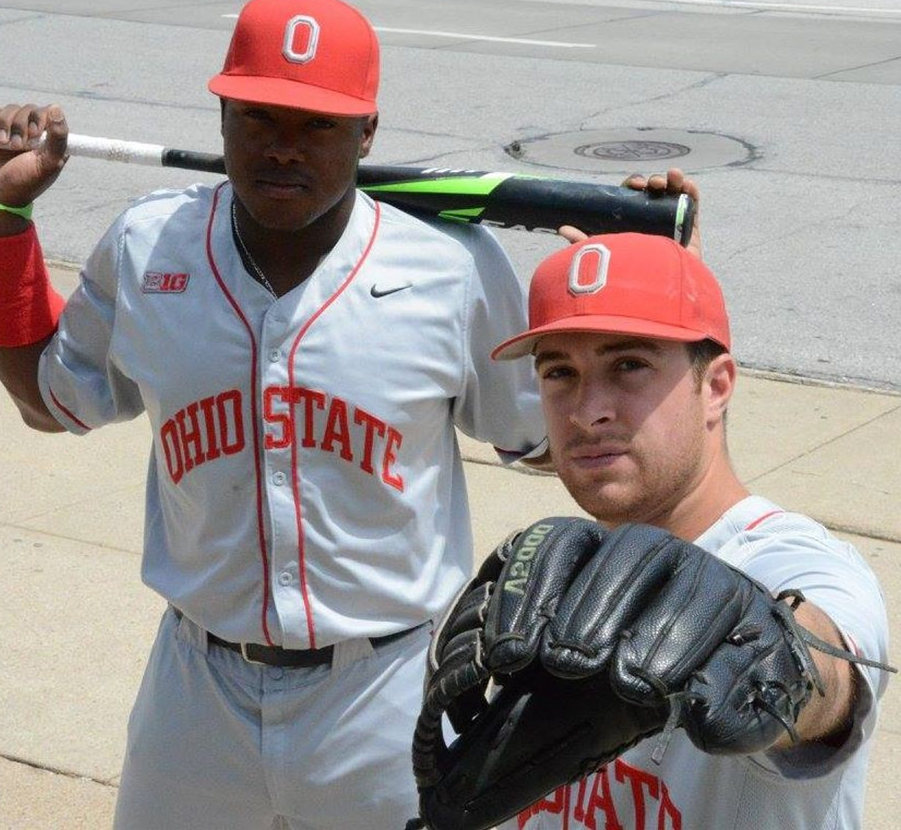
[240,642,269,666]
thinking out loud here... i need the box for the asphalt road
[0,0,899,389]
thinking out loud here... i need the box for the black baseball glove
[408,517,889,830]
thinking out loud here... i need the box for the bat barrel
[359,170,693,244]
[476,176,692,243]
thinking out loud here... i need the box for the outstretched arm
[772,599,857,748]
[0,103,70,432]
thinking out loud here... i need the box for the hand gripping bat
[66,134,694,245]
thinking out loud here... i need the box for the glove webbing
[778,590,897,674]
[650,589,895,765]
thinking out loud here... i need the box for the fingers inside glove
[485,518,606,674]
[609,549,753,701]
[542,526,759,693]
[541,524,688,678]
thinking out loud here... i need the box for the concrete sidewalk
[0,266,898,829]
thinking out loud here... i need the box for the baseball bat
[65,133,694,245]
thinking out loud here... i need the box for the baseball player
[480,233,890,829]
[0,0,555,827]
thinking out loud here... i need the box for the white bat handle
[66,133,166,166]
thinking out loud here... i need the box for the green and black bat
[66,134,694,245]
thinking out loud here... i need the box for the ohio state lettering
[517,760,682,830]
[159,387,405,489]
[263,385,404,491]
[160,390,245,484]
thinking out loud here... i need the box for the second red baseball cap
[208,0,379,116]
[492,233,731,360]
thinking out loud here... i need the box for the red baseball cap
[492,232,731,360]
[208,0,379,116]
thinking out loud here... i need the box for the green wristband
[0,202,34,220]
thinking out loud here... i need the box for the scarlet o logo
[568,243,610,295]
[283,15,320,64]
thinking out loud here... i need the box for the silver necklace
[231,200,277,296]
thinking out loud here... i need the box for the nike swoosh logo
[370,283,413,298]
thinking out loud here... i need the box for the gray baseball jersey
[38,181,546,648]
[504,495,889,830]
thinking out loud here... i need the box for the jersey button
[268,349,281,363]
[272,471,287,486]
[278,571,292,586]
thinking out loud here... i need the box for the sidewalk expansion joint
[822,522,901,546]
[2,522,141,557]
[1,753,118,789]
[741,365,901,396]
[745,402,900,486]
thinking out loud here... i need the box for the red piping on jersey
[287,201,382,649]
[744,509,784,531]
[206,183,274,646]
[48,389,91,432]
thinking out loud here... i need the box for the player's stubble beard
[554,395,710,533]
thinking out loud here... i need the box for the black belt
[174,608,416,668]
[207,633,337,667]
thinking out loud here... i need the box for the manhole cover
[576,140,691,162]
[507,129,751,174]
